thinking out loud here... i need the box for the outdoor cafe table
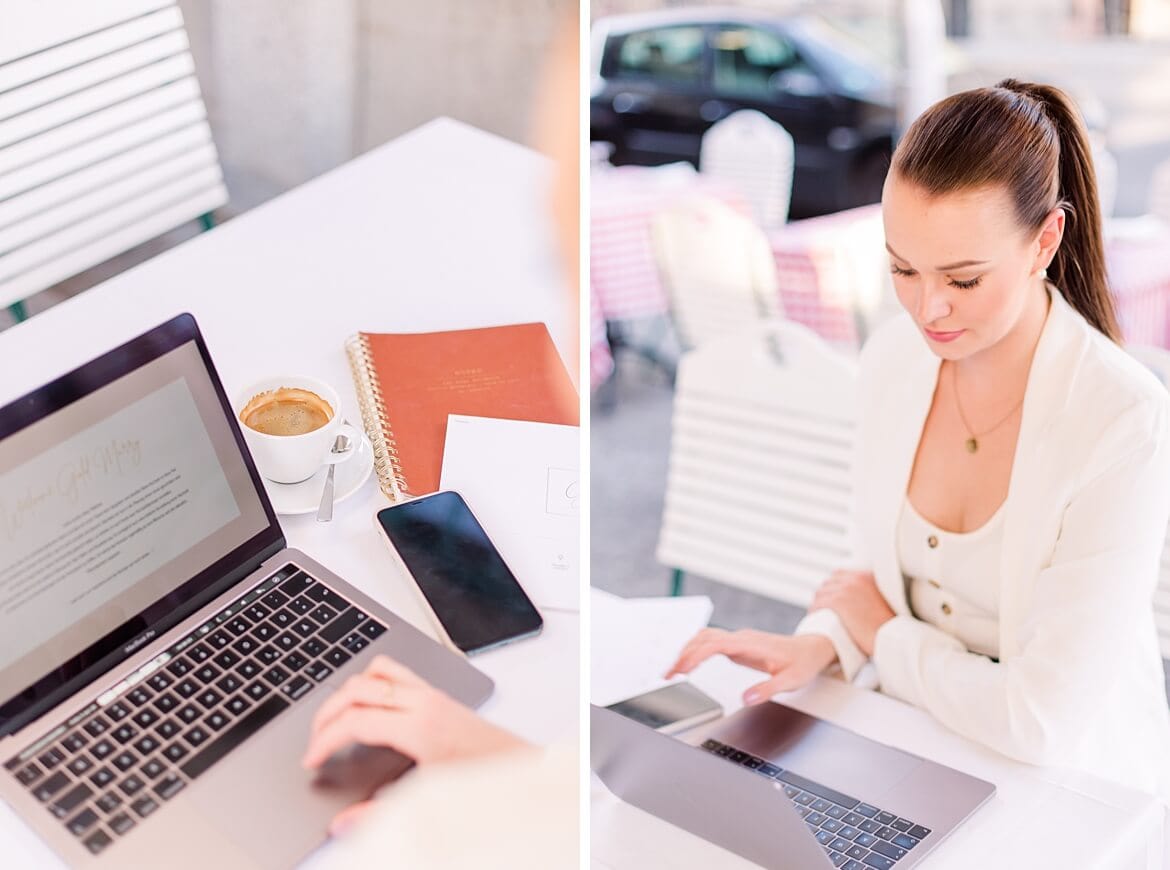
[0,117,579,867]
[591,592,1166,870]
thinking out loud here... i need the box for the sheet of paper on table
[439,415,580,612]
[591,588,714,707]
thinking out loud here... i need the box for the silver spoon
[316,432,351,522]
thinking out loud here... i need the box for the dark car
[590,9,898,218]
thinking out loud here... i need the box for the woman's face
[881,173,1059,361]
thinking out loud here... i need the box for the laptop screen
[0,315,279,734]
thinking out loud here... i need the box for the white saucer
[261,435,374,516]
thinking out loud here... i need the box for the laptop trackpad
[707,702,922,804]
[186,686,395,869]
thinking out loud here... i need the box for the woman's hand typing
[665,628,837,705]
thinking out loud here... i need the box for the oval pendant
[965,437,978,453]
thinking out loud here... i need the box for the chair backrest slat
[658,321,858,605]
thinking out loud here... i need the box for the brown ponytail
[892,78,1120,342]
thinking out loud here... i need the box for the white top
[796,497,1006,680]
[899,499,1004,661]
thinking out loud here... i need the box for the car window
[711,26,811,97]
[612,26,705,84]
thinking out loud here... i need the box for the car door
[596,23,711,166]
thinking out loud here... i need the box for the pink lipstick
[924,328,965,343]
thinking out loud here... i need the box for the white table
[591,596,1166,870]
[0,117,579,867]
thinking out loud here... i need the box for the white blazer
[813,286,1170,801]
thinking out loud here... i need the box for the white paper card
[590,587,714,706]
[440,415,580,611]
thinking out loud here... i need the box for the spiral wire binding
[345,333,408,502]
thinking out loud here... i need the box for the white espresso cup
[236,376,360,484]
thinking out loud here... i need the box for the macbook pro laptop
[0,314,494,868]
[592,698,995,870]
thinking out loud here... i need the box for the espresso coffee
[240,387,333,436]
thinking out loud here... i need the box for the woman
[668,79,1170,801]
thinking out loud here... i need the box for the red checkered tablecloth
[766,205,886,348]
[591,165,749,321]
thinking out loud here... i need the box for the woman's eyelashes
[889,263,983,290]
[949,275,982,289]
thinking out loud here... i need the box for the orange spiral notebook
[345,322,579,501]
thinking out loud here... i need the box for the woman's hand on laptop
[664,628,837,706]
[301,655,530,833]
[808,570,894,657]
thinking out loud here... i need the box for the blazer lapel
[865,286,1084,635]
[869,341,940,615]
[996,286,1083,658]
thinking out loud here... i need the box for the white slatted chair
[1127,344,1170,659]
[1148,158,1170,224]
[0,0,227,321]
[657,320,859,603]
[651,196,783,351]
[699,109,794,230]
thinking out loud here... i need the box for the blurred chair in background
[651,196,783,351]
[657,320,858,600]
[699,109,794,230]
[0,0,226,323]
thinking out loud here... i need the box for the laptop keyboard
[700,738,931,870]
[5,563,386,858]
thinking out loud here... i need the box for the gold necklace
[950,363,1025,453]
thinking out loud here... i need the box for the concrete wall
[177,0,575,212]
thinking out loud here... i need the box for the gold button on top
[940,602,952,615]
[928,579,941,589]
[927,535,938,548]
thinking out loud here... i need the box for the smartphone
[375,490,543,655]
[605,682,724,736]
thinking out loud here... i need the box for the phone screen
[376,491,542,654]
[606,683,721,730]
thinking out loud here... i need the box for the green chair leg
[670,568,685,597]
[8,301,28,323]
[198,211,216,232]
